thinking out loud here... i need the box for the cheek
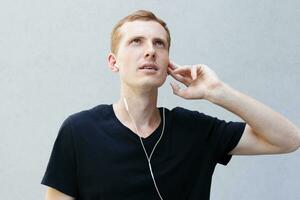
[159,54,169,69]
[159,50,169,61]
[120,49,140,63]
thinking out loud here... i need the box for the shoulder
[169,106,215,121]
[167,106,221,133]
[66,104,112,127]
[169,106,195,117]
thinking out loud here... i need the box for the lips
[139,63,158,71]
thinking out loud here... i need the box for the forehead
[118,20,168,42]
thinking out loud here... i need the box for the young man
[41,10,300,200]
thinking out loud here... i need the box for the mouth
[139,64,159,71]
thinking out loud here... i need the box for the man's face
[112,20,169,90]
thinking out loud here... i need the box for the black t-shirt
[41,104,246,200]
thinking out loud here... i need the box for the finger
[169,82,182,95]
[191,65,197,80]
[168,63,174,71]
[169,82,189,98]
[168,71,191,86]
[197,64,207,74]
[167,64,174,73]
[172,65,191,74]
[169,60,180,69]
[167,64,175,76]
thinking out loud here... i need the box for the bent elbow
[286,130,300,153]
[286,145,299,153]
[294,131,300,151]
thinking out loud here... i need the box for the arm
[168,62,300,155]
[207,82,300,155]
[45,187,75,200]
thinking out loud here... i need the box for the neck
[113,84,161,138]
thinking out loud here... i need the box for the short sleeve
[193,111,246,166]
[212,118,246,165]
[41,117,78,197]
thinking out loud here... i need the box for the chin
[142,79,166,89]
[124,76,167,90]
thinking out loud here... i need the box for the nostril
[145,53,155,58]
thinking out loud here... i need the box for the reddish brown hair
[110,10,171,55]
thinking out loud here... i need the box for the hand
[167,61,223,100]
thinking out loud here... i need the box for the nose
[144,43,156,59]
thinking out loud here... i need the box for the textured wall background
[0,0,299,199]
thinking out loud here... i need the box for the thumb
[169,82,187,98]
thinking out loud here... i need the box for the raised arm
[168,62,300,155]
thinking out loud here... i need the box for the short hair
[110,10,171,55]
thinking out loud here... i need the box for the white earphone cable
[123,97,165,200]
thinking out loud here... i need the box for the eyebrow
[128,35,167,44]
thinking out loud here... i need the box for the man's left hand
[168,61,223,100]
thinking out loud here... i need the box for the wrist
[205,82,232,104]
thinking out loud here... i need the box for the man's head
[110,10,171,55]
[108,10,171,90]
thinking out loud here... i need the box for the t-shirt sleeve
[41,117,78,197]
[193,111,246,166]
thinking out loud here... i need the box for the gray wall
[1,0,299,199]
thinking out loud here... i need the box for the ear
[108,53,119,72]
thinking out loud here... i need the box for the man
[41,10,300,200]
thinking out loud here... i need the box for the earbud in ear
[115,64,120,69]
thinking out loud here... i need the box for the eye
[154,40,165,48]
[131,38,141,44]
